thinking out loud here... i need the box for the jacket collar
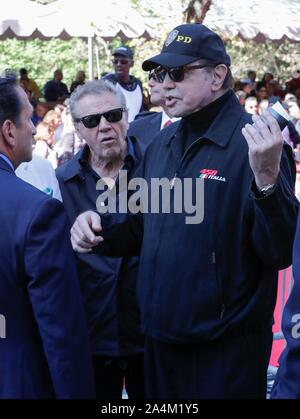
[61,136,143,182]
[0,155,15,174]
[162,90,245,148]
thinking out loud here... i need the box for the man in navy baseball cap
[113,46,134,59]
[142,23,230,70]
[103,45,144,122]
[72,23,298,400]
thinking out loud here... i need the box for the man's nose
[98,117,112,131]
[162,73,176,90]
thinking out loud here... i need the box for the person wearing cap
[102,46,144,123]
[128,69,180,146]
[70,23,298,398]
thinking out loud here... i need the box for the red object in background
[270,267,293,366]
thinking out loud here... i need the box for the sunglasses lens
[156,69,166,83]
[169,68,184,82]
[82,114,101,128]
[113,59,129,65]
[80,108,123,128]
[148,71,156,81]
[155,67,184,83]
[104,109,123,123]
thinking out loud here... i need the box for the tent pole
[88,36,94,81]
[95,44,100,79]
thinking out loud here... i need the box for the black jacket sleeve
[95,213,143,257]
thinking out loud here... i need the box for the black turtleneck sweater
[182,90,232,153]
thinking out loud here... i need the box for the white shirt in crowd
[160,110,181,130]
[16,154,62,201]
[116,83,143,123]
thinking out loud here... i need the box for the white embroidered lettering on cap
[176,36,192,44]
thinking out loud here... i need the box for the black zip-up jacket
[98,91,298,344]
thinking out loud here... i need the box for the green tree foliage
[226,38,300,83]
[0,38,88,91]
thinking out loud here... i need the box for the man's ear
[1,120,16,148]
[130,60,134,68]
[211,64,228,91]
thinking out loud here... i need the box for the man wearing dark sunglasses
[70,24,298,399]
[128,69,180,146]
[102,46,144,123]
[56,80,145,399]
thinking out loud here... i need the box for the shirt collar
[160,110,181,130]
[77,143,90,166]
[126,136,135,160]
[63,137,136,182]
[0,153,14,171]
[78,137,135,165]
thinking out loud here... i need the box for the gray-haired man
[56,80,145,399]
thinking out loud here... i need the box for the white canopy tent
[0,0,156,79]
[203,0,300,43]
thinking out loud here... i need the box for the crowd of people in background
[234,69,300,146]
[15,57,300,198]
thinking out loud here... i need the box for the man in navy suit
[271,214,300,398]
[128,70,180,146]
[0,77,94,398]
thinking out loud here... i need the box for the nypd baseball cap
[113,46,133,59]
[142,23,230,71]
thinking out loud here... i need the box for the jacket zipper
[212,251,225,320]
[170,136,205,188]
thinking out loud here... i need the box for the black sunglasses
[148,70,158,82]
[113,58,130,65]
[154,64,214,83]
[75,107,126,129]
